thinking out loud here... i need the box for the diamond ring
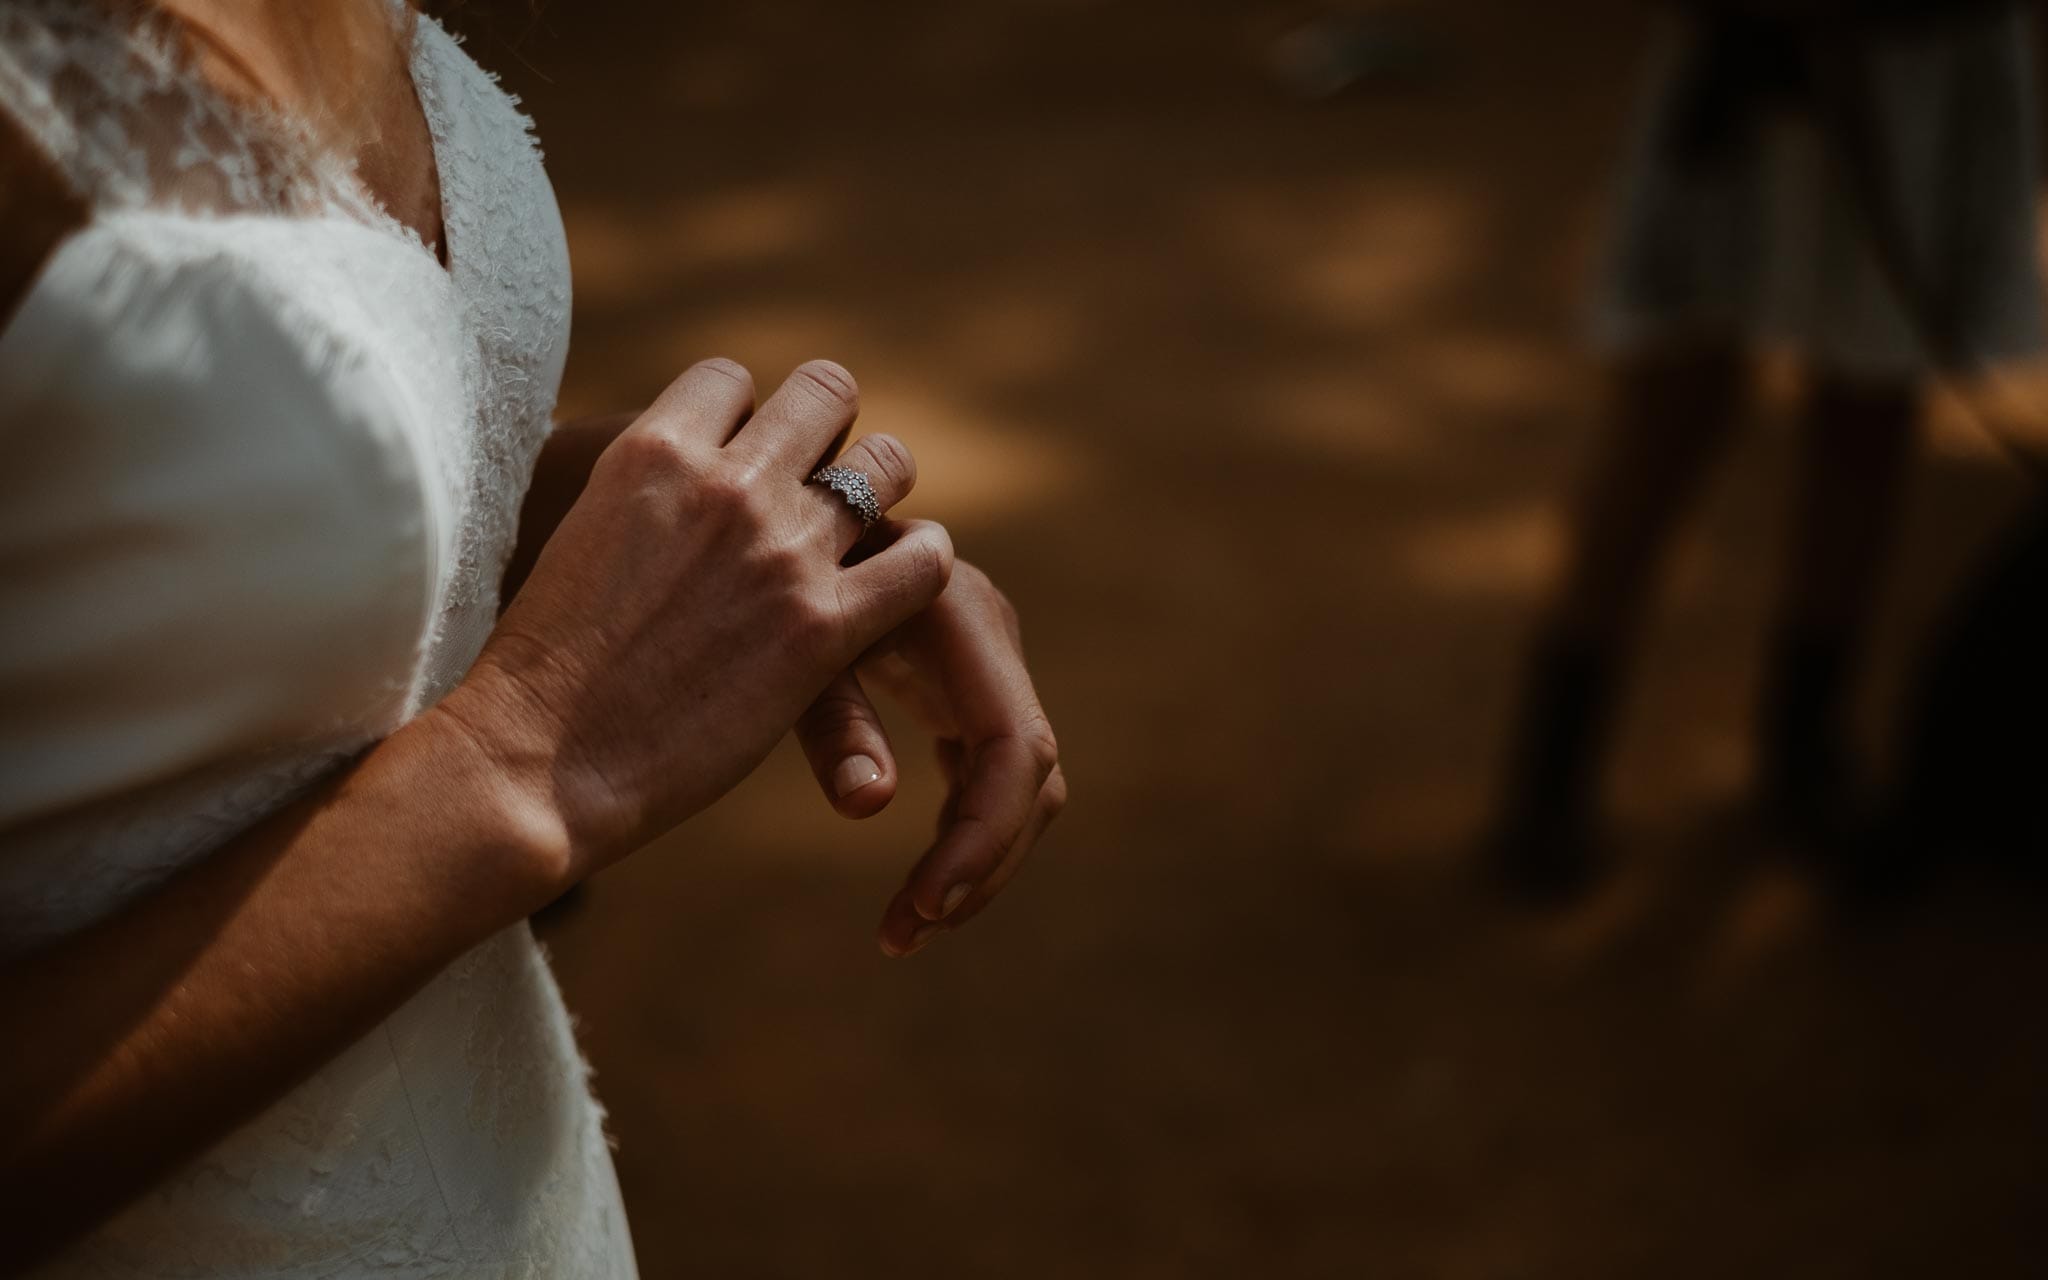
[808,465,882,532]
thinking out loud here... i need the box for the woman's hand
[0,358,954,1262]
[793,560,1066,957]
[500,410,638,609]
[438,357,952,883]
[468,356,1063,955]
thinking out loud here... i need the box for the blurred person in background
[1266,4,1445,100]
[1489,0,2043,897]
[0,0,1063,1272]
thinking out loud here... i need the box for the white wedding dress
[0,3,637,1275]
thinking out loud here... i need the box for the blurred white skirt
[1593,6,2045,380]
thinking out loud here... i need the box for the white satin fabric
[0,4,636,1274]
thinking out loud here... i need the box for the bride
[0,0,1065,1273]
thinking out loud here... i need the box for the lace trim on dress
[0,1,436,260]
[402,14,569,643]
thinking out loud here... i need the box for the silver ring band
[809,465,882,531]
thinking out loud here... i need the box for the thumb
[795,668,899,819]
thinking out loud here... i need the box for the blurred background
[447,0,2047,1274]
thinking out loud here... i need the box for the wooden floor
[455,1,2048,1273]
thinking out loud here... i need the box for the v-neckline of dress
[394,10,455,277]
[164,1,460,282]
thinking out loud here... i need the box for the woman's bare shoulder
[0,111,87,334]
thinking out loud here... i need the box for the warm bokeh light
[442,0,2048,1273]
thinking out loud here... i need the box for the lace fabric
[0,0,395,227]
[1,4,619,1275]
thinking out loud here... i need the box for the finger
[729,358,860,468]
[837,519,955,650]
[931,765,1066,929]
[902,728,1058,922]
[877,763,1065,957]
[795,669,899,819]
[808,432,917,558]
[863,565,1034,744]
[635,357,756,446]
[877,882,940,958]
[875,741,964,958]
[933,738,966,833]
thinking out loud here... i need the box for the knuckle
[758,538,813,589]
[806,691,873,739]
[912,524,956,594]
[695,467,752,514]
[692,355,754,394]
[607,426,692,478]
[789,593,843,650]
[856,432,916,496]
[1042,767,1069,816]
[1021,719,1060,781]
[991,583,1019,625]
[791,359,860,414]
[707,456,782,523]
[951,560,992,594]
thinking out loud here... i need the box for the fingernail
[833,755,882,798]
[905,923,942,955]
[940,883,972,918]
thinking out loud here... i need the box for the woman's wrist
[396,689,584,922]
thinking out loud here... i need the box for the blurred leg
[1551,340,1749,644]
[1757,372,1918,834]
[1777,374,1917,635]
[1490,339,1747,896]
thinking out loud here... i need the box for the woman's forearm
[0,408,641,1260]
[0,357,1029,1266]
[0,707,570,1270]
